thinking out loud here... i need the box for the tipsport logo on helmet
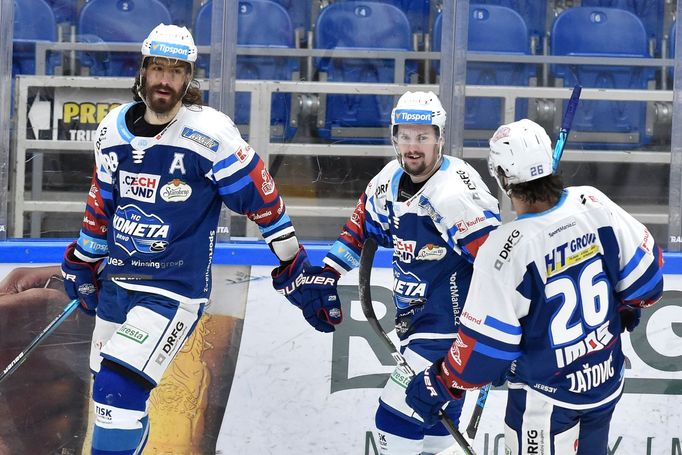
[393,109,432,124]
[150,41,190,60]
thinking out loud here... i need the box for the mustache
[149,84,177,95]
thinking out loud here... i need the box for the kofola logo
[393,109,432,124]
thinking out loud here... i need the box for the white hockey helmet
[390,91,446,138]
[141,23,197,64]
[488,119,553,192]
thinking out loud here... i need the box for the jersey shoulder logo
[181,127,220,152]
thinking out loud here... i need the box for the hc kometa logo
[393,109,432,124]
[150,41,190,59]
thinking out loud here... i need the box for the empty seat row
[12,0,670,149]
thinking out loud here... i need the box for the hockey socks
[91,361,152,455]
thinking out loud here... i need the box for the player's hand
[619,305,641,333]
[61,241,103,315]
[272,246,343,333]
[405,361,463,427]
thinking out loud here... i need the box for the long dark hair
[507,174,564,204]
[131,57,203,106]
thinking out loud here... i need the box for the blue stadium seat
[433,5,535,141]
[46,0,78,25]
[341,0,430,37]
[551,7,656,148]
[272,0,312,37]
[471,0,546,53]
[581,0,664,56]
[159,0,194,27]
[77,0,172,76]
[314,2,416,143]
[13,0,59,75]
[195,0,299,141]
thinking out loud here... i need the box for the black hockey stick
[551,84,582,172]
[358,238,476,455]
[0,298,79,385]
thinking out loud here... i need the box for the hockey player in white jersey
[405,119,664,454]
[275,91,501,454]
[60,24,317,455]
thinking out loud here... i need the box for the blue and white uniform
[324,156,500,453]
[74,102,296,384]
[441,186,663,454]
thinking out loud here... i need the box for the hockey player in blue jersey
[274,91,501,454]
[405,119,664,454]
[60,24,313,454]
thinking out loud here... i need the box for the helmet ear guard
[488,119,553,193]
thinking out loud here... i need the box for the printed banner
[218,267,682,455]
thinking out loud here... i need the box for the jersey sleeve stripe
[217,175,252,195]
[366,195,389,224]
[473,341,521,361]
[484,210,501,221]
[258,214,293,237]
[622,267,663,301]
[100,188,113,201]
[619,247,646,281]
[484,315,522,335]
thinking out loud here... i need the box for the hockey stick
[358,238,476,455]
[551,84,582,172]
[0,298,79,385]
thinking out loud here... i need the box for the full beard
[144,84,184,115]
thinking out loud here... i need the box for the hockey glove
[61,241,103,315]
[272,246,342,333]
[405,360,463,428]
[619,305,642,333]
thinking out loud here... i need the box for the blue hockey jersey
[324,157,500,344]
[441,186,664,409]
[73,102,294,303]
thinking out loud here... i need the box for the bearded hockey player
[60,24,311,454]
[274,91,501,454]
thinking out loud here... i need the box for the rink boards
[0,240,680,454]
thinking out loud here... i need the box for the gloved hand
[619,305,642,333]
[61,241,103,315]
[405,360,463,428]
[272,246,342,333]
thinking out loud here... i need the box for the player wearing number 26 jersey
[405,119,663,455]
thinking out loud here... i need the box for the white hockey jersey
[324,156,500,345]
[443,186,663,409]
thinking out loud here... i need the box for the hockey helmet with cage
[488,118,553,192]
[141,23,198,65]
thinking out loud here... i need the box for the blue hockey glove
[272,246,342,333]
[61,241,103,315]
[619,305,641,333]
[405,360,463,428]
